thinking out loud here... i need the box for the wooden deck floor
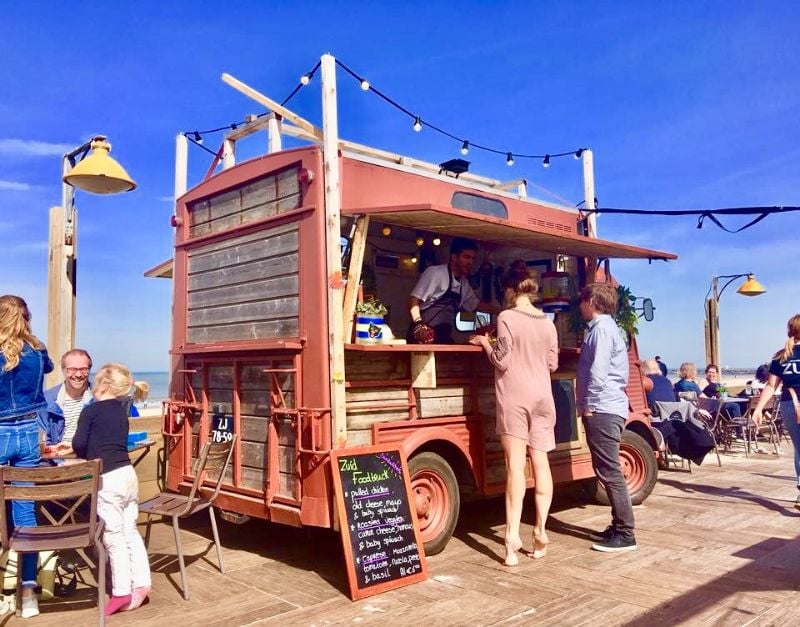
[11,444,800,626]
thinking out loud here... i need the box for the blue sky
[2,1,798,372]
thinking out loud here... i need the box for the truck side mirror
[642,298,654,322]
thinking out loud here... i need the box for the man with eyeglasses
[42,349,94,445]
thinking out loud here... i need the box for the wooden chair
[0,460,105,623]
[140,436,236,600]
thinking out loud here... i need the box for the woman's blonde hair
[774,314,800,363]
[0,295,45,371]
[93,362,149,401]
[678,362,697,380]
[641,359,661,376]
[504,272,539,307]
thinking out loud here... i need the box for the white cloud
[157,195,174,203]
[0,139,74,157]
[0,179,31,191]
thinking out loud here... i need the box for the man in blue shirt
[576,283,637,552]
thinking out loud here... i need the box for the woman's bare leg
[530,447,553,558]
[500,434,527,565]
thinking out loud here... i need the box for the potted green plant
[615,284,639,344]
[354,296,388,344]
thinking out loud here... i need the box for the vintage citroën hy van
[157,57,676,555]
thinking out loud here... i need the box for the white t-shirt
[410,264,479,313]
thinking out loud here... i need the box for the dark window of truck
[451,192,507,219]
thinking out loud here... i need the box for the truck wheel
[408,452,460,556]
[584,429,658,506]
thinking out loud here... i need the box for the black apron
[408,267,463,344]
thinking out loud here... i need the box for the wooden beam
[221,73,323,141]
[342,215,370,343]
[320,54,348,450]
[226,113,274,141]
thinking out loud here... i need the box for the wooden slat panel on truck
[186,223,300,343]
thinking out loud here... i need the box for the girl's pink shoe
[105,594,132,616]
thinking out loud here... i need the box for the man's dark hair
[655,355,662,361]
[450,237,478,256]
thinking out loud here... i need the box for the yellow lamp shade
[737,274,766,296]
[63,137,136,194]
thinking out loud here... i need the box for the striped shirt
[61,397,84,443]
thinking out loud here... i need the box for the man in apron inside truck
[408,237,497,344]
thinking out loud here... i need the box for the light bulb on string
[413,117,422,132]
[300,73,311,85]
[432,237,441,246]
[574,148,584,160]
[542,154,551,168]
[506,152,514,166]
[411,256,418,264]
[415,236,424,247]
[381,226,392,236]
[193,132,203,145]
[461,141,469,155]
[360,79,370,91]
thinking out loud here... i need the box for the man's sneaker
[591,532,638,553]
[795,494,800,511]
[589,525,616,542]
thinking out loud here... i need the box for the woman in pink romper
[471,272,558,565]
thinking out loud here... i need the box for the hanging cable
[588,206,800,233]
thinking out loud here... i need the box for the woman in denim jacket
[0,295,54,618]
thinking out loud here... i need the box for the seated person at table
[702,363,742,418]
[740,364,770,397]
[674,362,703,399]
[641,358,676,407]
[43,348,94,445]
[54,363,152,615]
[408,237,497,344]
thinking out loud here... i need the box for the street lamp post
[704,273,766,373]
[45,136,135,387]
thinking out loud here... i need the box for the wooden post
[46,203,75,388]
[342,215,370,343]
[222,138,235,169]
[268,116,282,153]
[582,149,596,238]
[320,54,348,449]
[174,133,188,198]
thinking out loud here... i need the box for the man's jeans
[0,414,40,586]
[582,412,635,538]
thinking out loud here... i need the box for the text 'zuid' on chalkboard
[331,445,428,600]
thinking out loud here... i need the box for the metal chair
[140,436,236,600]
[691,397,724,464]
[747,396,782,455]
[0,460,106,624]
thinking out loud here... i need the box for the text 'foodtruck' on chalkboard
[331,445,428,600]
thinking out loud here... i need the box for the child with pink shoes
[55,363,152,615]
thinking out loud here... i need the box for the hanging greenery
[615,284,639,338]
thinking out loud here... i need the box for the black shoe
[591,532,638,553]
[589,525,616,542]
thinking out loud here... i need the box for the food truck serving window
[188,165,302,238]
[451,192,507,219]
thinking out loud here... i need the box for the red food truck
[155,57,676,555]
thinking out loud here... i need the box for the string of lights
[180,56,584,169]
[333,59,585,167]
[181,60,322,145]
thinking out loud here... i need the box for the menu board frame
[330,445,429,600]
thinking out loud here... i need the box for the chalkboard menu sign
[331,445,428,600]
